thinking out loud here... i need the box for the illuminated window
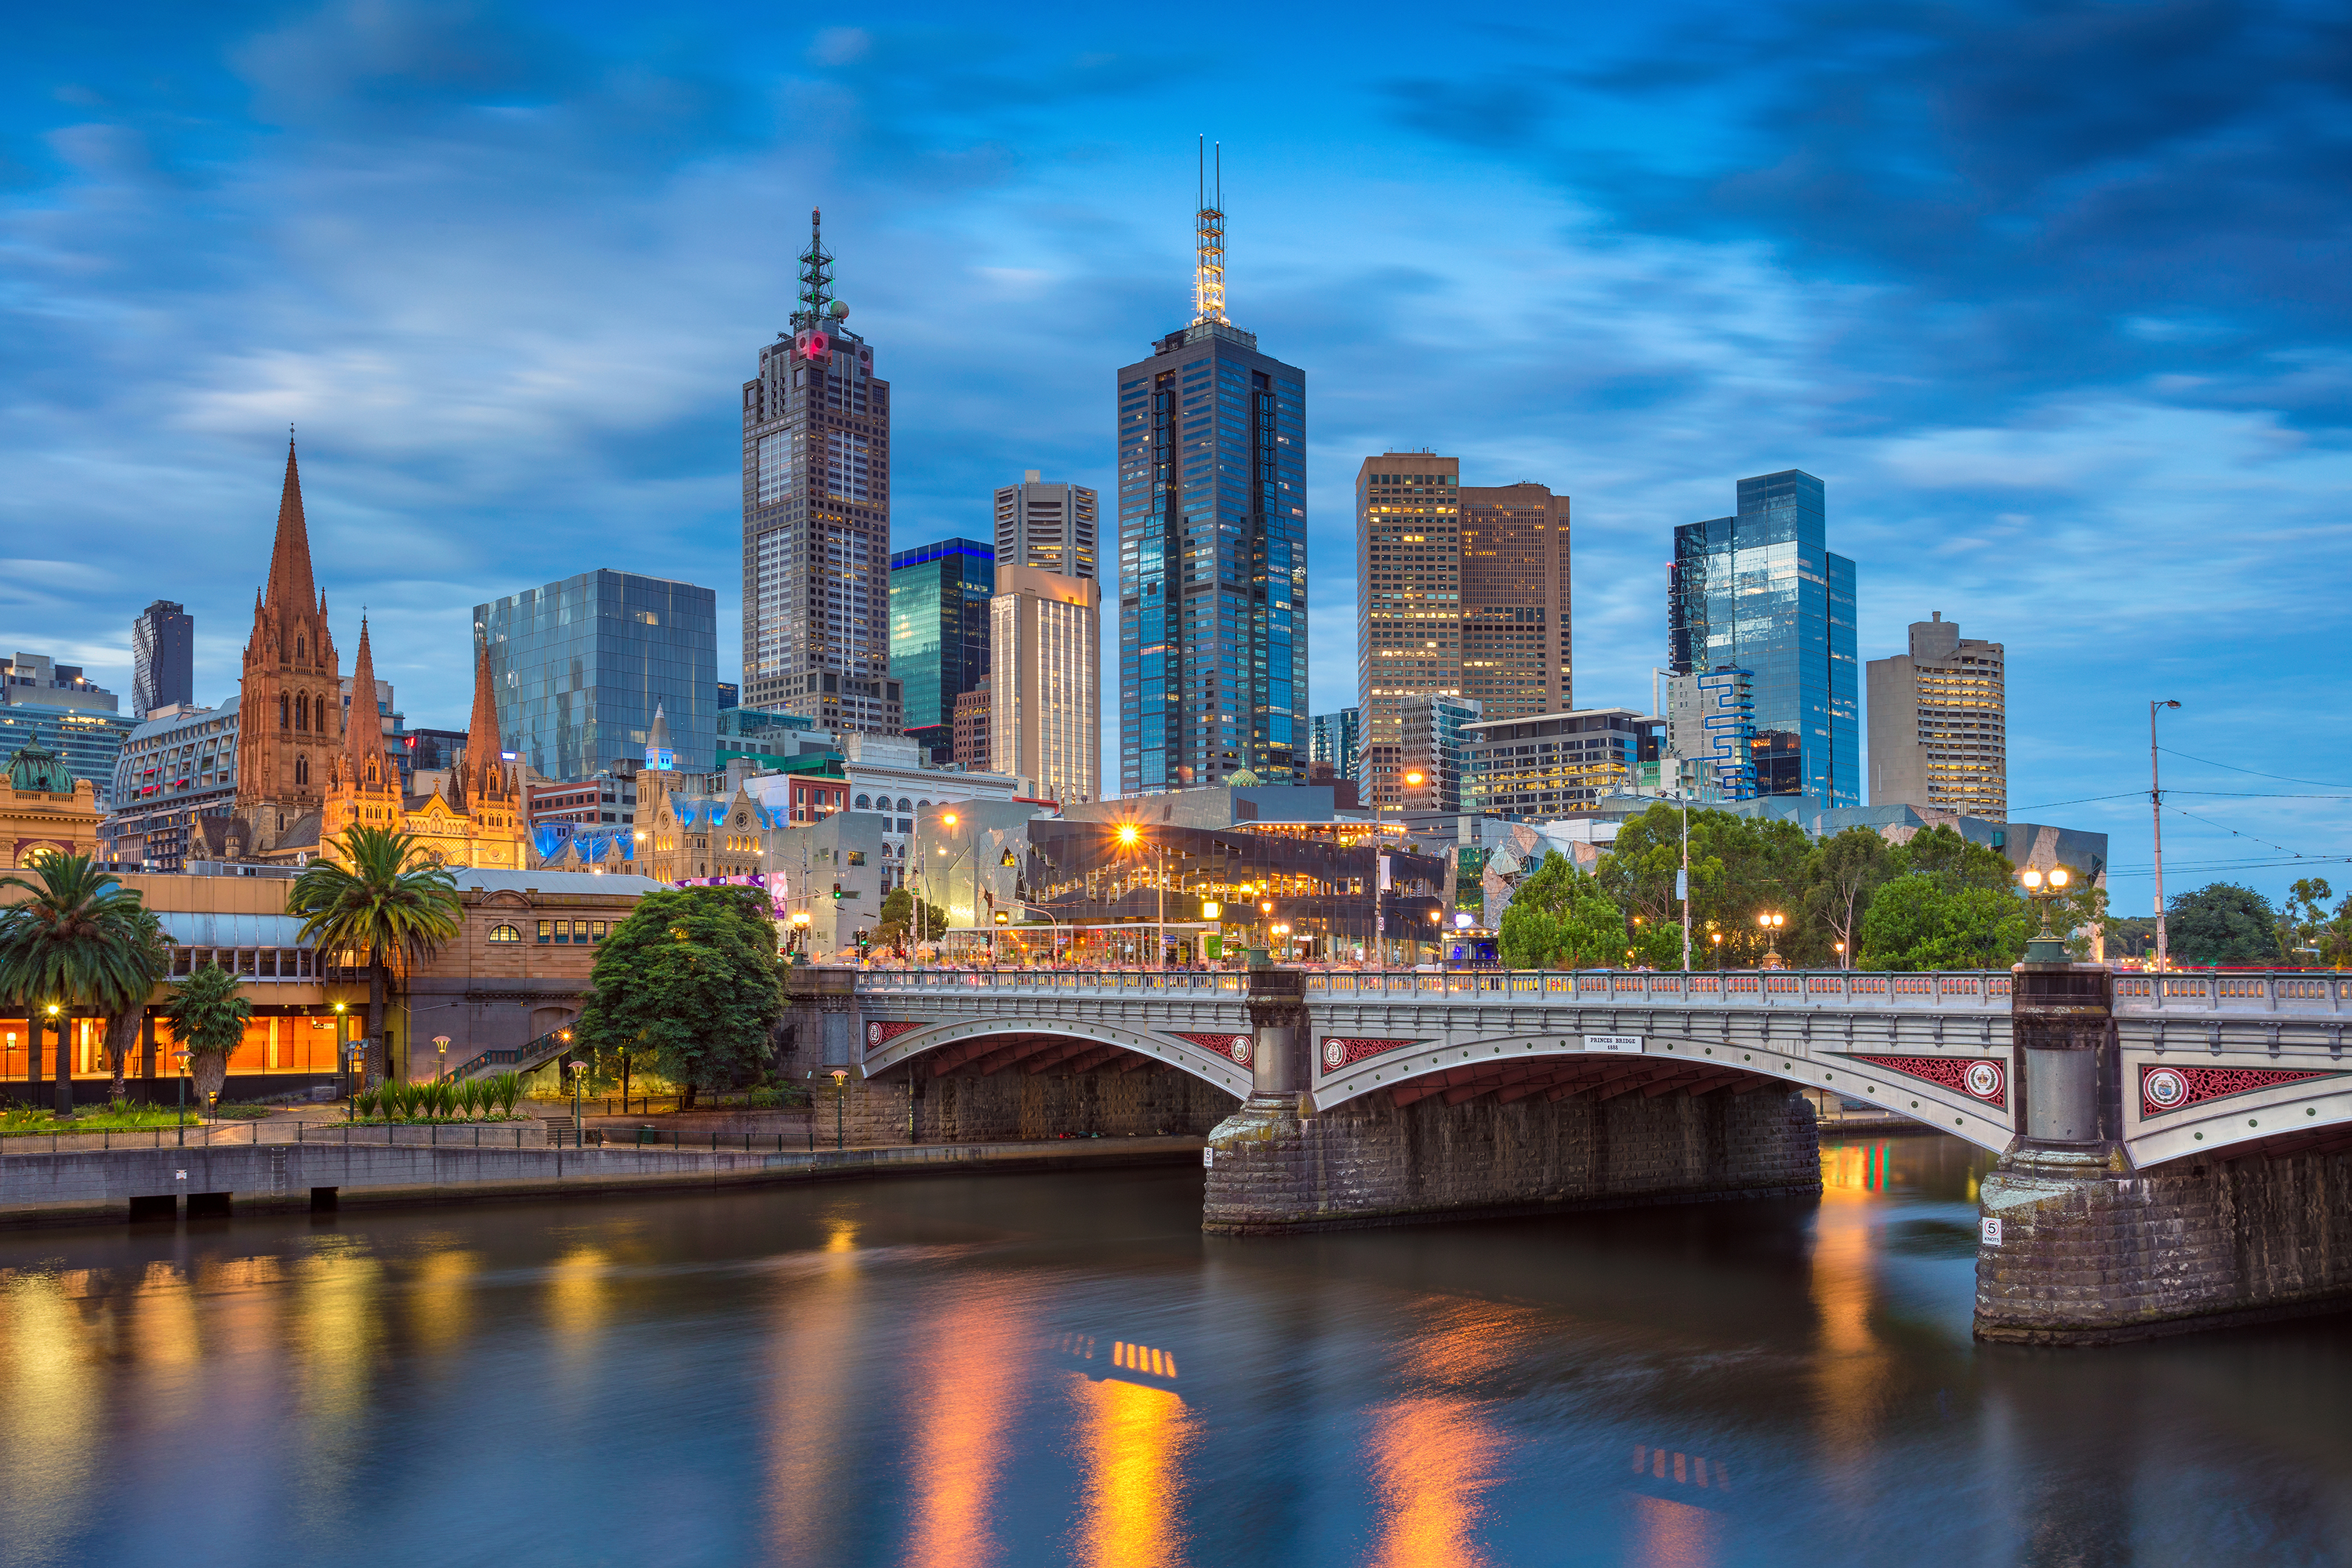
[488,923,521,943]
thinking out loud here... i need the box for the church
[191,441,528,873]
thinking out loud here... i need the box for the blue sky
[5,0,2348,912]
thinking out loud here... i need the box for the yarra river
[2,1135,2348,1566]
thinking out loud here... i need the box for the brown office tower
[952,688,991,772]
[1458,483,1571,720]
[1354,454,1461,811]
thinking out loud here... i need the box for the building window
[590,921,607,942]
[847,851,866,866]
[536,920,553,943]
[488,923,521,943]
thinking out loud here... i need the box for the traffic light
[831,882,842,901]
[855,928,870,954]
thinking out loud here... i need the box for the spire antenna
[796,205,836,329]
[1192,137,1226,326]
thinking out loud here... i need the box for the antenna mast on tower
[1192,137,1226,325]
[795,207,836,328]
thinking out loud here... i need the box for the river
[1,1133,2347,1566]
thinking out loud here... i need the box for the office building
[1399,694,1483,813]
[1459,483,1571,720]
[757,731,1024,895]
[989,564,1100,805]
[995,471,1098,579]
[0,653,135,809]
[742,208,901,735]
[714,706,830,771]
[529,773,637,830]
[1668,470,1858,807]
[1867,612,2006,817]
[1355,454,1461,810]
[130,601,194,718]
[1461,708,1664,819]
[888,537,994,760]
[477,569,717,783]
[104,701,239,869]
[716,681,739,710]
[953,689,991,772]
[1308,709,1359,786]
[1116,159,1308,792]
[1665,666,1758,800]
[402,726,468,777]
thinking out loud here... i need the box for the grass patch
[0,1103,207,1136]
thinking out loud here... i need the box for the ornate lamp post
[1755,911,1786,969]
[2020,865,2074,964]
[175,1047,191,1145]
[568,1058,587,1146]
[434,1035,450,1083]
[829,1068,848,1151]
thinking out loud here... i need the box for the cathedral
[191,441,528,872]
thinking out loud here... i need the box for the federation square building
[1116,175,1307,793]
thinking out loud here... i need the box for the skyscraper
[742,209,901,735]
[1308,708,1359,785]
[1459,482,1570,720]
[888,538,995,760]
[990,564,1100,804]
[1668,470,1858,808]
[995,472,1098,579]
[477,570,717,782]
[1116,149,1307,793]
[1354,454,1461,810]
[1867,612,2006,816]
[130,601,193,718]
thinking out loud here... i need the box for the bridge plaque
[1584,1035,1643,1053]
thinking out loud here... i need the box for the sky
[5,0,2349,914]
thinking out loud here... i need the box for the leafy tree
[2280,879,2352,966]
[1501,853,1630,969]
[2053,880,2111,962]
[875,886,947,955]
[161,963,252,1112]
[1798,828,1895,968]
[2166,883,2281,966]
[1596,804,1811,967]
[574,887,786,1109]
[0,854,164,1116]
[1889,825,2018,895]
[1857,875,2034,971]
[291,826,463,1086]
[101,904,172,1104]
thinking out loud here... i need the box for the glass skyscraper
[888,537,994,759]
[1116,170,1306,793]
[476,569,717,782]
[1668,470,1858,807]
[130,600,194,718]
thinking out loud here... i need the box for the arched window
[279,695,291,730]
[296,692,309,731]
[899,797,915,812]
[296,633,305,660]
[488,923,522,943]
[295,755,308,786]
[855,794,871,811]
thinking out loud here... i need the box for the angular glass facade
[1668,470,1858,808]
[887,538,994,746]
[1116,323,1307,793]
[475,570,717,782]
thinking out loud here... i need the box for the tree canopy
[1500,853,1631,969]
[0,854,169,1113]
[2166,883,2281,965]
[573,887,786,1102]
[289,826,463,1083]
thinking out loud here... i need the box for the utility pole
[2151,699,2181,971]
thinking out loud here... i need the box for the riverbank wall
[1201,1086,1821,1234]
[0,1134,1207,1229]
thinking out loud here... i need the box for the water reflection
[0,1141,2344,1568]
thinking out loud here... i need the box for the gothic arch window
[295,755,308,786]
[280,695,291,730]
[488,923,522,943]
[296,692,309,731]
[296,633,306,660]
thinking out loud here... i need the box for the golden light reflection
[0,1269,100,1554]
[824,1218,858,1254]
[291,1247,385,1422]
[546,1244,608,1365]
[1072,1374,1192,1568]
[900,1287,1034,1568]
[136,1259,202,1370]
[409,1248,481,1356]
[1626,1493,1722,1568]
[764,1212,870,1554]
[1366,1396,1501,1568]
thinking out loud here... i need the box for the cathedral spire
[463,636,506,804]
[342,616,389,792]
[265,436,318,612]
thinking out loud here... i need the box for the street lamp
[789,908,811,964]
[568,1058,588,1147]
[1116,822,1168,969]
[1755,911,1786,969]
[2149,699,2182,971]
[2020,865,2074,964]
[829,1068,848,1152]
[175,1047,191,1145]
[434,1035,450,1082]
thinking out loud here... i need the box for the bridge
[837,964,2352,1344]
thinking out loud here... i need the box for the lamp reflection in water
[903,1279,1033,1568]
[764,1208,869,1559]
[0,1269,101,1559]
[1366,1306,1510,1568]
[1071,1372,1192,1568]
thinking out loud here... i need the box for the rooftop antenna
[1193,136,1226,325]
[795,206,835,328]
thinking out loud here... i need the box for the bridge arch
[1309,1029,2015,1150]
[860,1014,1255,1102]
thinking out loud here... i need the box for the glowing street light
[1755,910,1786,970]
[2020,864,2074,964]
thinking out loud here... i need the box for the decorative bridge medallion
[865,1020,925,1054]
[1319,1037,1427,1072]
[2140,1064,2341,1120]
[1173,1031,1254,1066]
[1849,1054,2008,1109]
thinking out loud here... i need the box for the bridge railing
[854,968,1246,996]
[1303,969,2013,1005]
[2112,971,2349,1014]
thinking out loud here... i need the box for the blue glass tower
[1668,470,1857,808]
[888,537,995,760]
[1115,155,1307,793]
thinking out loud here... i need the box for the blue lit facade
[476,570,718,783]
[888,537,995,757]
[1116,324,1307,793]
[1668,470,1857,808]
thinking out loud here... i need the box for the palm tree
[291,826,463,1087]
[102,903,173,1104]
[161,962,252,1113]
[0,855,161,1117]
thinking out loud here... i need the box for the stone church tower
[231,439,342,858]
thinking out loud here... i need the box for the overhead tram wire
[2161,800,2332,862]
[2158,747,2347,789]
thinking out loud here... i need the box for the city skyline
[6,4,2348,906]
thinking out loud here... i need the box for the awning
[155,912,313,948]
